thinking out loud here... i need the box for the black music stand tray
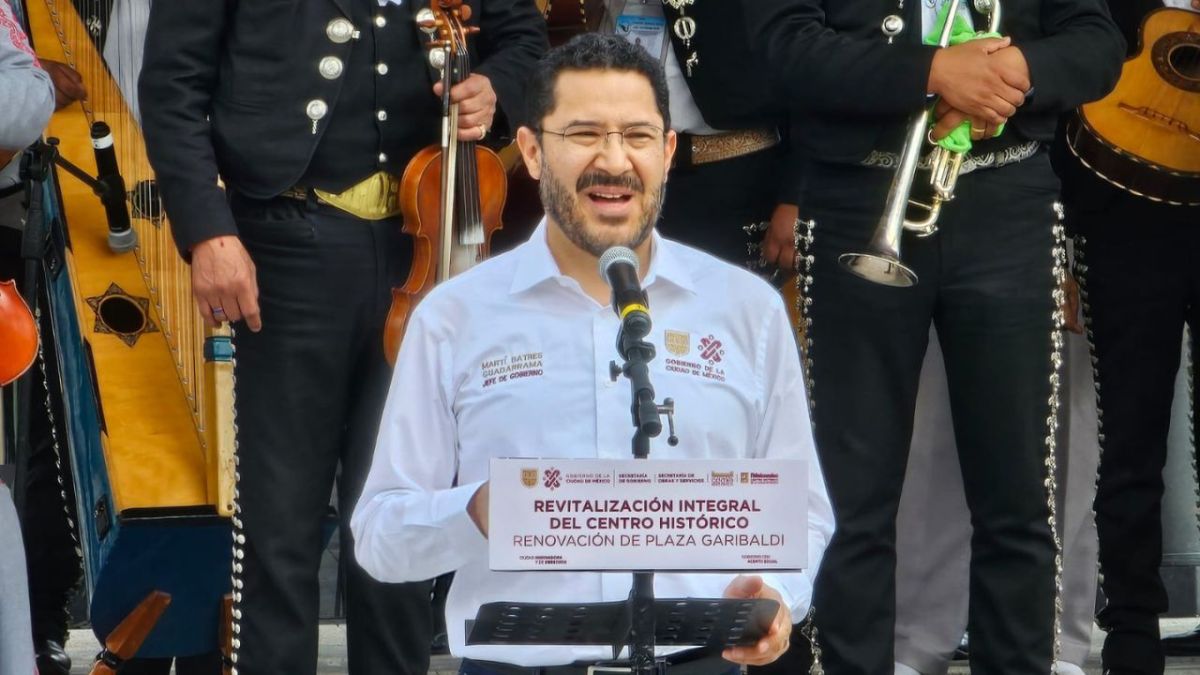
[466,596,778,657]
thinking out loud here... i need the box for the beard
[539,160,664,258]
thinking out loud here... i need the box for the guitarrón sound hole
[1168,44,1200,82]
[98,295,146,335]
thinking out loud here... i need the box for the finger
[195,296,218,329]
[449,77,485,104]
[976,104,1008,127]
[761,234,781,266]
[239,284,263,333]
[997,70,1031,94]
[934,98,953,118]
[454,93,495,117]
[774,244,797,271]
[455,123,489,142]
[217,293,243,325]
[931,114,964,140]
[979,36,1012,53]
[457,110,495,132]
[991,87,1024,113]
[722,638,773,665]
[723,574,764,599]
[432,81,444,98]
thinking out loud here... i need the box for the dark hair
[525,33,671,131]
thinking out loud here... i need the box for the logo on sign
[543,467,562,490]
[521,468,538,488]
[665,330,690,356]
[711,471,734,486]
[699,335,725,364]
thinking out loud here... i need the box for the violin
[383,0,507,364]
[0,279,37,386]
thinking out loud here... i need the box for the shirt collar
[509,220,698,297]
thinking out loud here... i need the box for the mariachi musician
[1053,0,1200,672]
[742,0,1124,673]
[138,2,547,674]
[602,0,799,271]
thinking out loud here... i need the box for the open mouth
[584,189,635,205]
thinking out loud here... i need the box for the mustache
[576,172,643,193]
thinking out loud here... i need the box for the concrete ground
[64,618,1200,674]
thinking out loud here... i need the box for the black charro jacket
[744,0,1126,166]
[139,0,547,257]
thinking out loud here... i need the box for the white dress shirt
[351,223,834,666]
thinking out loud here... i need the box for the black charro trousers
[227,194,432,675]
[1071,192,1199,675]
[798,153,1060,675]
[658,145,785,268]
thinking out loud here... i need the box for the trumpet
[839,0,1002,287]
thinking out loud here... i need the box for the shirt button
[374,15,386,28]
[378,152,388,163]
[376,110,388,121]
[376,62,389,75]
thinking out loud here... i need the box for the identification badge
[612,0,669,62]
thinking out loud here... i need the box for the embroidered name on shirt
[481,351,545,388]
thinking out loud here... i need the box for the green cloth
[924,1,1004,153]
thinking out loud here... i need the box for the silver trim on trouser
[795,218,817,422]
[229,328,244,674]
[793,217,823,675]
[1047,204,1068,672]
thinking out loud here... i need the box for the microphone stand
[608,315,678,675]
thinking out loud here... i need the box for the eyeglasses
[537,124,666,151]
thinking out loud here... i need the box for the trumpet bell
[839,251,918,287]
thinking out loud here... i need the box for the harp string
[41,0,213,443]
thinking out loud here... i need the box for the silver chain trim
[798,605,824,675]
[228,328,244,674]
[1046,204,1067,672]
[1187,325,1196,544]
[793,217,822,675]
[1072,231,1110,652]
[861,140,1041,176]
[34,308,84,609]
[796,218,816,423]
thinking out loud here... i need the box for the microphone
[91,122,137,253]
[598,246,651,340]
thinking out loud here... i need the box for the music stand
[466,596,779,658]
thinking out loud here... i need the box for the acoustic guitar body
[1067,8,1200,205]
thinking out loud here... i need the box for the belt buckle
[586,667,633,674]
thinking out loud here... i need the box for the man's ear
[663,129,678,181]
[516,126,543,181]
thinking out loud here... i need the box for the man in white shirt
[352,33,833,674]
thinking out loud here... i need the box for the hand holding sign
[720,575,792,666]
